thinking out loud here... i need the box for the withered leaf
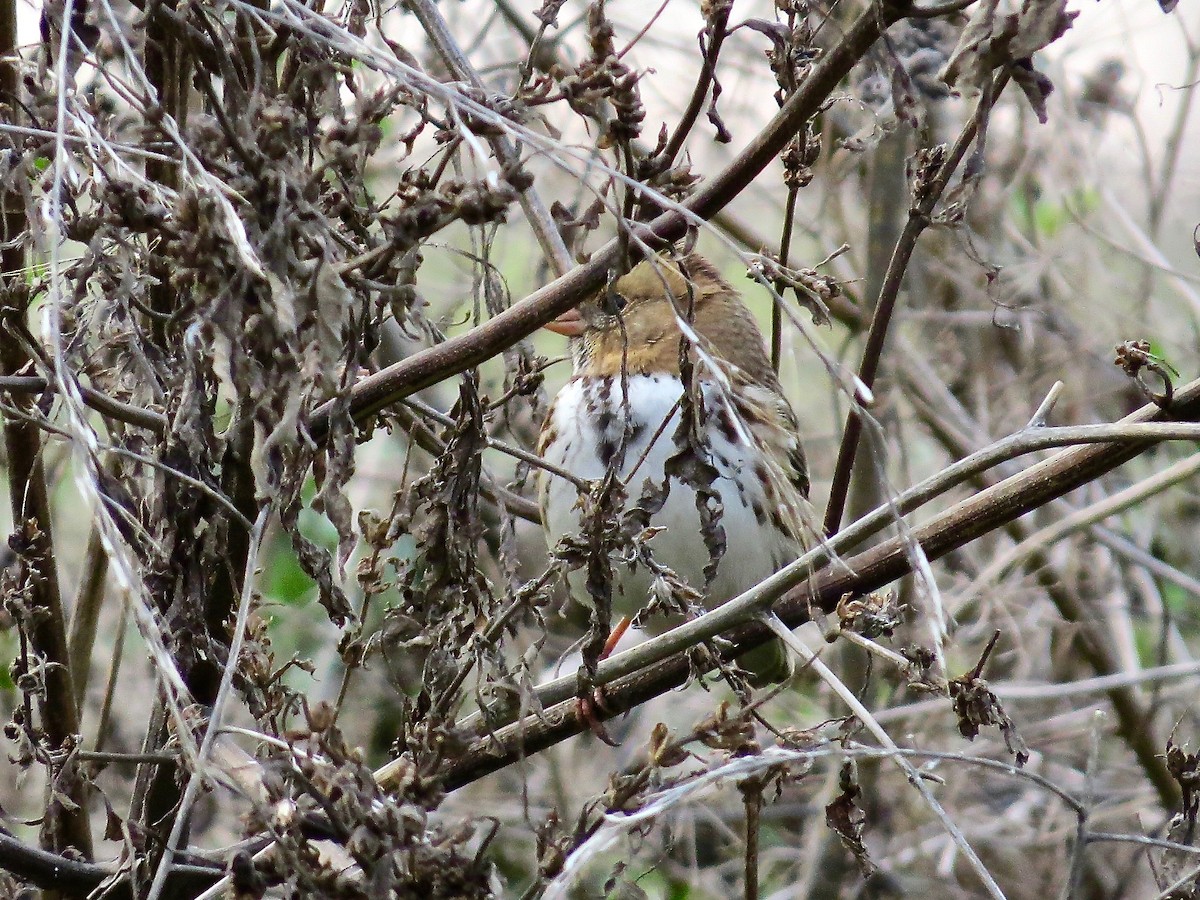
[825,761,876,877]
[948,671,1029,766]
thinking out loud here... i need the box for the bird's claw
[575,688,620,746]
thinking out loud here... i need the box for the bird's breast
[538,374,804,615]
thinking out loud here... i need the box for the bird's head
[546,254,774,385]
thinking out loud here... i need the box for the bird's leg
[601,614,632,659]
[575,615,632,747]
[573,615,635,745]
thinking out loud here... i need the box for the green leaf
[0,636,15,694]
[263,537,316,605]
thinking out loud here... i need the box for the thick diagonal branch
[308,0,912,440]
[414,378,1200,798]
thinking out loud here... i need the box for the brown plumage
[537,253,810,683]
[560,255,780,383]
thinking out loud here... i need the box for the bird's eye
[604,288,628,315]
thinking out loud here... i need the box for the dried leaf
[1010,59,1055,124]
[948,669,1029,766]
[941,0,1077,123]
[647,723,691,768]
[825,761,876,877]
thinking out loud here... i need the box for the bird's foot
[572,615,635,746]
[575,688,620,747]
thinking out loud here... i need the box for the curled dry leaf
[836,590,903,640]
[746,253,835,327]
[695,701,760,755]
[647,722,692,768]
[941,0,1077,122]
[1114,338,1178,409]
[825,760,876,877]
[1165,738,1200,825]
[900,644,943,693]
[664,355,727,590]
[948,637,1030,766]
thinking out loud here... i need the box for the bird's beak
[544,307,586,337]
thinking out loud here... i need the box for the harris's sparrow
[536,253,810,684]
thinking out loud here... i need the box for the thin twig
[306,1,907,440]
[392,400,544,522]
[544,739,1077,898]
[1026,380,1065,428]
[823,71,1011,537]
[1147,31,1200,237]
[0,403,254,529]
[0,121,176,161]
[660,0,732,168]
[67,522,110,710]
[1061,710,1105,900]
[402,0,573,276]
[896,342,1187,809]
[452,416,1200,735]
[145,505,271,900]
[1091,526,1200,605]
[91,596,128,755]
[404,396,586,490]
[0,0,91,855]
[765,615,1009,900]
[964,451,1200,604]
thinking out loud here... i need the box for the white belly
[539,375,801,622]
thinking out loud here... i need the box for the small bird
[537,253,810,685]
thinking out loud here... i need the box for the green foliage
[1014,187,1099,238]
[0,635,15,695]
[262,535,316,605]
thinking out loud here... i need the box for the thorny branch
[822,70,1011,536]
